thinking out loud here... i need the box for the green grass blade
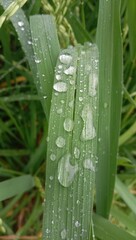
[30,15,60,120]
[96,0,123,217]
[0,175,34,201]
[119,121,136,146]
[42,44,99,240]
[127,0,136,60]
[93,213,136,240]
[115,176,136,215]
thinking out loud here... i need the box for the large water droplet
[81,104,96,140]
[59,54,72,64]
[53,82,67,92]
[83,159,95,172]
[61,229,67,239]
[58,153,78,187]
[64,66,76,75]
[56,136,66,148]
[89,73,98,97]
[63,118,74,132]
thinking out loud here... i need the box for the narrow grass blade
[0,175,34,201]
[93,213,136,240]
[115,176,136,215]
[42,44,99,240]
[30,15,60,119]
[0,149,30,156]
[127,0,136,60]
[96,0,123,217]
[119,121,136,146]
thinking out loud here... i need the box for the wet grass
[0,0,136,239]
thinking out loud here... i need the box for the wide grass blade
[30,15,60,120]
[0,175,34,201]
[93,213,136,240]
[42,44,99,240]
[96,0,123,217]
[127,0,136,60]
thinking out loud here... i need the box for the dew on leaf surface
[58,153,78,187]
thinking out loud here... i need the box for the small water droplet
[75,221,81,228]
[57,108,63,114]
[79,97,83,102]
[63,118,74,132]
[56,136,66,148]
[61,228,67,239]
[64,66,76,75]
[35,59,41,63]
[49,176,54,180]
[83,159,95,172]
[56,74,61,80]
[89,73,98,97]
[59,54,72,64]
[81,104,96,140]
[43,96,47,99]
[53,82,67,92]
[46,228,50,234]
[27,40,32,45]
[58,153,78,187]
[58,65,63,69]
[18,21,24,27]
[74,147,80,159]
[50,153,56,161]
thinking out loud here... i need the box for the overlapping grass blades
[42,44,99,240]
[96,0,123,218]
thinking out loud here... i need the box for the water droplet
[83,159,95,172]
[46,228,50,234]
[63,118,74,132]
[56,74,61,81]
[57,108,63,114]
[43,96,47,99]
[61,229,67,239]
[74,147,80,159]
[59,54,72,64]
[75,221,81,228]
[64,66,76,75]
[35,59,41,63]
[56,136,66,148]
[18,21,24,27]
[49,176,54,180]
[89,73,98,97]
[104,102,108,108]
[58,65,63,69]
[81,104,96,140]
[27,40,32,45]
[79,97,83,102]
[58,153,78,187]
[50,153,56,161]
[69,100,74,108]
[53,82,67,92]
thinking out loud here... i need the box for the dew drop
[18,21,24,27]
[56,74,61,81]
[81,104,96,140]
[59,54,72,64]
[83,159,95,172]
[35,59,41,64]
[46,228,50,234]
[64,66,76,75]
[56,136,66,148]
[63,118,74,132]
[53,82,67,92]
[89,73,98,97]
[61,228,67,239]
[58,153,78,187]
[79,96,83,102]
[27,40,32,45]
[58,65,63,69]
[74,147,80,159]
[75,221,81,228]
[57,108,63,114]
[50,153,56,161]
[49,176,54,180]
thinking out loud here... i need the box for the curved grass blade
[42,44,99,240]
[93,213,136,240]
[0,175,34,201]
[96,0,123,218]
